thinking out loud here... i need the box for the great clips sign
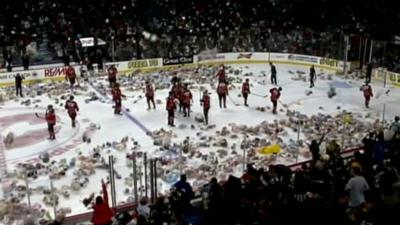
[162,56,193,66]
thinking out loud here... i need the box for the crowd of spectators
[97,119,400,225]
[2,0,400,71]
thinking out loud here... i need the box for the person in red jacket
[107,65,118,88]
[200,90,211,125]
[217,81,228,108]
[166,91,177,126]
[91,179,113,225]
[269,87,282,114]
[182,84,193,117]
[66,66,77,90]
[45,105,56,140]
[111,83,125,115]
[145,81,156,110]
[65,95,79,127]
[215,64,226,83]
[241,78,251,106]
[171,81,183,112]
[360,83,373,108]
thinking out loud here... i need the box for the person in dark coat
[15,73,24,97]
[309,133,326,162]
[22,53,30,70]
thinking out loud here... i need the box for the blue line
[88,82,152,136]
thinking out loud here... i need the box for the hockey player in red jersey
[111,83,125,115]
[217,81,229,108]
[66,66,77,90]
[65,95,79,127]
[200,90,211,125]
[182,84,193,117]
[166,91,177,126]
[145,81,156,110]
[241,78,251,106]
[269,87,282,114]
[107,65,118,88]
[360,82,373,108]
[45,105,56,140]
[215,64,226,83]
[171,80,183,112]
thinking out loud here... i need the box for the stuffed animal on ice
[327,85,336,98]
[258,144,281,155]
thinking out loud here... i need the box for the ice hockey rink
[1,63,399,215]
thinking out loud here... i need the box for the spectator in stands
[345,166,370,222]
[91,179,113,225]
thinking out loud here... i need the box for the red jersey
[65,100,79,114]
[108,67,117,78]
[242,82,250,94]
[361,85,373,97]
[201,95,210,109]
[217,83,228,95]
[166,96,176,111]
[216,68,226,81]
[270,88,281,101]
[46,110,56,125]
[91,183,113,225]
[111,88,122,100]
[66,67,76,79]
[145,84,154,98]
[182,90,192,105]
[172,84,183,100]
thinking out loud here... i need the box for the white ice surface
[1,63,399,217]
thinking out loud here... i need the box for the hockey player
[145,81,156,110]
[65,95,79,127]
[200,90,211,125]
[166,91,177,127]
[111,83,125,114]
[270,62,277,85]
[171,81,183,112]
[15,73,24,97]
[45,105,56,140]
[217,81,229,108]
[107,65,118,88]
[215,64,226,83]
[360,82,373,108]
[269,87,282,114]
[309,65,316,88]
[241,78,251,106]
[182,84,193,117]
[66,65,77,90]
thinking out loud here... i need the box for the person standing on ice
[200,90,211,125]
[269,87,282,114]
[145,80,156,110]
[111,83,125,115]
[366,63,372,84]
[360,82,373,108]
[309,65,316,88]
[65,65,77,90]
[241,78,251,106]
[166,91,177,127]
[65,95,79,128]
[171,80,183,112]
[107,65,118,88]
[91,179,113,225]
[15,73,24,97]
[45,105,56,140]
[215,64,226,83]
[182,84,193,117]
[217,81,229,108]
[270,62,277,85]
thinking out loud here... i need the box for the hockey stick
[227,95,240,106]
[251,93,268,98]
